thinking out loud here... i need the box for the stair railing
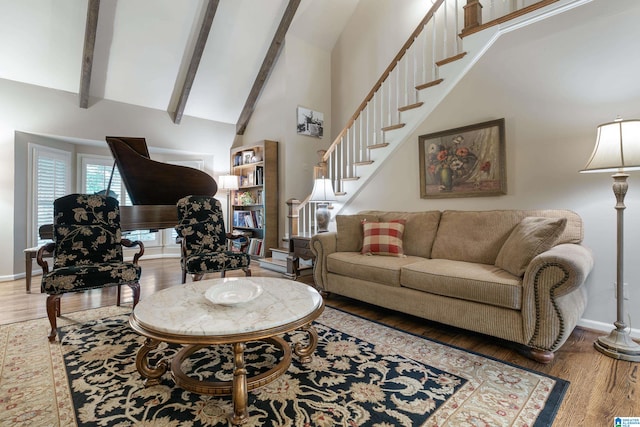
[289,0,559,238]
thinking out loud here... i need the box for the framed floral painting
[418,118,506,198]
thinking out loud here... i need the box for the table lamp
[218,174,240,233]
[309,177,337,233]
[581,117,640,362]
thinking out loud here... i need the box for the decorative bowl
[204,280,263,306]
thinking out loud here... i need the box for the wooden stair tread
[368,142,390,150]
[398,102,424,112]
[341,176,360,181]
[269,247,289,255]
[354,160,374,166]
[260,257,286,266]
[335,191,347,196]
[381,123,405,132]
[416,78,443,91]
[435,52,467,67]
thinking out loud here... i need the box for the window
[29,144,71,246]
[79,155,161,247]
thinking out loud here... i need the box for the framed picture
[241,150,254,165]
[297,106,324,138]
[418,118,506,198]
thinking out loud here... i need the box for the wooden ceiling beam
[172,0,220,124]
[79,0,100,109]
[236,0,301,136]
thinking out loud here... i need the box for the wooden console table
[287,235,315,279]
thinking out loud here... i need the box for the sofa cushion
[335,214,379,252]
[495,216,567,276]
[365,211,441,258]
[520,209,582,244]
[361,220,406,257]
[327,252,425,287]
[401,259,523,310]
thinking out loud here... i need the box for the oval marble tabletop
[131,277,323,336]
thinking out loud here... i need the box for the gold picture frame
[419,118,506,198]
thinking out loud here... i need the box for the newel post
[287,198,301,239]
[462,0,483,36]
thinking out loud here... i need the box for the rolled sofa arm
[310,232,337,292]
[521,243,594,353]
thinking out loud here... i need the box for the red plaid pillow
[361,220,406,257]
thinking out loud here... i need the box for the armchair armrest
[122,239,145,265]
[36,242,56,274]
[310,232,338,291]
[521,243,594,353]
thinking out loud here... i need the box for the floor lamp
[218,174,239,233]
[581,118,640,362]
[309,177,337,233]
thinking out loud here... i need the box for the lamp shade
[218,174,239,191]
[309,177,337,202]
[581,119,640,174]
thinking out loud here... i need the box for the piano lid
[106,136,218,205]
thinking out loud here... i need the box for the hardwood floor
[2,257,638,426]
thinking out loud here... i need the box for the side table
[287,235,315,279]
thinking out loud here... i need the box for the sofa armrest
[310,232,337,292]
[521,243,594,353]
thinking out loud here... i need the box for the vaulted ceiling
[0,0,359,131]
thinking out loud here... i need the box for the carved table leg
[294,323,319,364]
[135,337,168,387]
[231,342,249,425]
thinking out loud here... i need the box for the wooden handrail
[322,0,446,162]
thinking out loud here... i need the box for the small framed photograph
[242,150,254,164]
[297,106,324,138]
[418,118,506,198]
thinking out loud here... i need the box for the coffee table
[129,276,324,425]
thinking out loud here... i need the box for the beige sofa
[310,209,594,363]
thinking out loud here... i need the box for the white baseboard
[578,318,640,339]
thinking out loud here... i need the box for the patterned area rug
[0,306,567,426]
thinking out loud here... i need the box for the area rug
[0,306,567,426]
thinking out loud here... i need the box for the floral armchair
[175,195,251,283]
[37,194,144,342]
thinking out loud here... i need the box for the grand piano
[29,138,217,291]
[39,137,217,239]
[105,136,218,232]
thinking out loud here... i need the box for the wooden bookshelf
[230,140,278,258]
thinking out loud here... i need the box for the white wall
[242,34,333,241]
[330,0,640,331]
[1,78,235,279]
[331,0,433,131]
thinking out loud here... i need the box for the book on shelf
[229,230,252,253]
[244,212,255,228]
[234,210,262,229]
[233,211,247,227]
[247,238,263,256]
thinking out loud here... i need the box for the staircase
[260,0,586,272]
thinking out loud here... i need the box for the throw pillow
[495,216,567,276]
[361,220,406,257]
[336,214,379,252]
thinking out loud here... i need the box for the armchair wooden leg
[46,294,61,342]
[193,274,204,282]
[221,270,226,278]
[116,285,122,306]
[244,267,251,277]
[181,267,187,284]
